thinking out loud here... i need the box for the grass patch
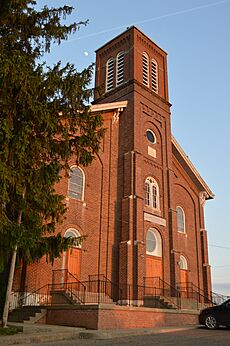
[0,326,18,335]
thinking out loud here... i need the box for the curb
[78,326,197,339]
[0,325,198,344]
[0,331,80,345]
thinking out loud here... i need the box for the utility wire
[209,244,230,250]
[68,0,230,42]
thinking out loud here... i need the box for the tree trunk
[2,188,25,328]
[2,246,18,327]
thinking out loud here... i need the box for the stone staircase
[65,288,114,305]
[8,306,46,323]
[143,295,177,309]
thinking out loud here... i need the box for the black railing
[143,277,180,309]
[10,275,228,312]
[10,284,52,310]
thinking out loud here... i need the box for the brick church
[13,27,214,313]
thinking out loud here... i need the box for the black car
[199,299,230,329]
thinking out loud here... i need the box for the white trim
[176,206,186,233]
[144,212,166,227]
[179,255,188,270]
[68,165,85,201]
[146,228,162,257]
[146,129,156,144]
[145,177,160,211]
[105,57,114,92]
[142,52,149,87]
[90,101,128,113]
[64,228,82,248]
[116,51,125,87]
[151,58,158,94]
[172,136,214,199]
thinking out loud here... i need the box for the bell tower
[94,27,174,299]
[94,26,169,104]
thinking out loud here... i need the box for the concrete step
[24,309,47,324]
[8,306,45,323]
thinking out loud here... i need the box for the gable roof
[172,136,214,200]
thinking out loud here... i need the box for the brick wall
[46,305,199,330]
[13,26,211,303]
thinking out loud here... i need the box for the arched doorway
[63,229,82,280]
[145,228,163,294]
[179,255,188,297]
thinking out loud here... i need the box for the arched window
[145,177,160,210]
[142,52,149,87]
[64,229,82,248]
[179,255,188,270]
[151,59,158,94]
[68,166,85,201]
[176,206,186,233]
[116,51,124,86]
[106,57,114,92]
[146,228,162,257]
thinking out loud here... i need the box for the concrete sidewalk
[0,322,198,345]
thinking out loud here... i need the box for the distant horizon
[212,283,230,297]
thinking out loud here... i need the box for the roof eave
[90,101,128,113]
[172,135,214,200]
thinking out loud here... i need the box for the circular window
[146,231,156,253]
[146,228,162,257]
[146,130,156,144]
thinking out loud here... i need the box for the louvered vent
[106,58,114,92]
[142,52,149,86]
[151,59,158,93]
[116,51,125,86]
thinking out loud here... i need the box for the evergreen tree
[0,0,103,326]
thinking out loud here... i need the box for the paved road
[15,327,230,346]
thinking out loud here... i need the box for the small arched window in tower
[116,51,125,86]
[145,177,160,210]
[106,58,114,92]
[142,52,149,87]
[68,166,85,201]
[146,228,162,257]
[151,59,158,93]
[176,206,186,233]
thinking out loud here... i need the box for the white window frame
[176,206,186,233]
[179,255,188,270]
[142,52,149,87]
[146,228,162,257]
[64,228,82,249]
[146,129,156,144]
[151,59,158,94]
[106,57,114,92]
[116,51,125,87]
[68,166,85,201]
[145,177,160,210]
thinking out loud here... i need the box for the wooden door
[65,247,81,280]
[146,255,163,295]
[180,269,188,297]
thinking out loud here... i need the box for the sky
[38,0,230,295]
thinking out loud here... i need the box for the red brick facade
[13,27,213,303]
[45,305,198,330]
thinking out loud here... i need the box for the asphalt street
[12,327,230,346]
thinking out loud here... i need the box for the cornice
[171,135,214,200]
